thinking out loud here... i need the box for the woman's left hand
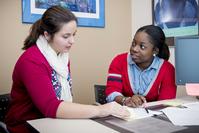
[124,95,146,107]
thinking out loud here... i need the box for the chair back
[0,94,10,122]
[0,93,10,133]
[94,85,107,104]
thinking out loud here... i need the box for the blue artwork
[153,0,199,37]
[35,0,96,13]
[154,0,198,29]
[22,0,105,28]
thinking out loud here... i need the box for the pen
[143,99,149,113]
[176,105,187,108]
[145,108,149,113]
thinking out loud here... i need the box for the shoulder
[109,53,128,68]
[112,52,128,61]
[161,60,175,71]
[18,45,47,64]
[15,45,50,70]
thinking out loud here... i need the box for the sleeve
[158,62,177,100]
[105,55,124,100]
[18,59,62,118]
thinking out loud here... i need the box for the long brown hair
[23,6,77,50]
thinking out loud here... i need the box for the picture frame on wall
[152,0,199,38]
[22,0,105,28]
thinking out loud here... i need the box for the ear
[43,31,50,41]
[153,47,159,55]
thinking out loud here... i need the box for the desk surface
[28,118,120,133]
[28,96,199,133]
[94,114,199,133]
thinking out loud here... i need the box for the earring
[153,53,156,57]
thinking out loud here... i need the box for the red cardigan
[106,53,176,102]
[5,45,62,133]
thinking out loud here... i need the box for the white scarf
[36,35,72,102]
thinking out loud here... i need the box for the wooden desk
[28,96,199,133]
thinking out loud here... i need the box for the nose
[69,36,75,45]
[131,45,139,52]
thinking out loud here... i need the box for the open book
[116,107,163,121]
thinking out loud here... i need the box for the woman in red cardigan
[106,25,176,107]
[5,6,130,133]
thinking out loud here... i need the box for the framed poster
[22,0,105,28]
[152,0,199,38]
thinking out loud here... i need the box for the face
[130,31,156,70]
[47,20,77,54]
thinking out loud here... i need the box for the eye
[140,43,146,50]
[131,41,136,47]
[63,35,69,39]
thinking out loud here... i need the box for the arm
[106,54,146,107]
[106,55,124,102]
[19,57,130,119]
[56,101,130,119]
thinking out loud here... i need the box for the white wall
[131,0,152,36]
[131,0,186,97]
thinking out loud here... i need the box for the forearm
[56,102,101,119]
[56,101,130,119]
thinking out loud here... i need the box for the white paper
[183,102,199,110]
[162,106,199,126]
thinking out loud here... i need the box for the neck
[137,57,154,71]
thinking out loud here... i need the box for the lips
[65,46,71,49]
[131,54,139,60]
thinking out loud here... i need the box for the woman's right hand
[98,102,130,118]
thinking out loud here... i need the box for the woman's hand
[124,95,146,107]
[98,102,130,118]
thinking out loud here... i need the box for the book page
[117,107,162,121]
